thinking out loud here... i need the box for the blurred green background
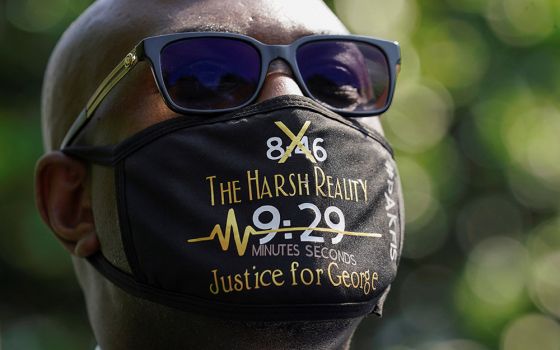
[1,0,559,349]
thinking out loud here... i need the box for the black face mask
[64,95,404,321]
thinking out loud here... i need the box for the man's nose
[256,59,303,102]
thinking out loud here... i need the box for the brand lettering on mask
[250,244,357,265]
[187,205,382,256]
[266,121,328,163]
[384,161,399,262]
[273,121,317,163]
[205,167,367,206]
[208,261,379,296]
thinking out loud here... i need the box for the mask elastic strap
[62,145,117,166]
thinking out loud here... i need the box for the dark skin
[35,0,386,349]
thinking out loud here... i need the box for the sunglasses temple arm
[60,43,144,149]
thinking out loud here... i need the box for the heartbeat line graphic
[187,209,382,256]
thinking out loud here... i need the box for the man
[35,0,404,349]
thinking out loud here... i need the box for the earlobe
[35,151,99,257]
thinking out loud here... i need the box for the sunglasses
[61,32,401,148]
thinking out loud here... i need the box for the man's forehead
[152,0,348,43]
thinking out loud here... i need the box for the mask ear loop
[62,145,117,166]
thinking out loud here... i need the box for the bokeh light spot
[384,82,454,153]
[526,218,560,258]
[531,252,560,318]
[485,0,556,47]
[418,20,489,97]
[465,236,528,305]
[454,276,530,339]
[5,0,70,33]
[334,0,419,41]
[502,0,556,38]
[525,108,560,188]
[504,104,560,189]
[501,314,560,350]
[397,156,434,225]
[395,43,422,86]
[506,167,560,210]
[396,155,450,258]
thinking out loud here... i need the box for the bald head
[41,0,348,150]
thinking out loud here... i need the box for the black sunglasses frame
[61,32,400,148]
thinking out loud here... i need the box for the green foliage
[1,0,559,349]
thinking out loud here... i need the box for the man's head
[35,1,399,349]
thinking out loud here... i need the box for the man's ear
[35,151,99,257]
